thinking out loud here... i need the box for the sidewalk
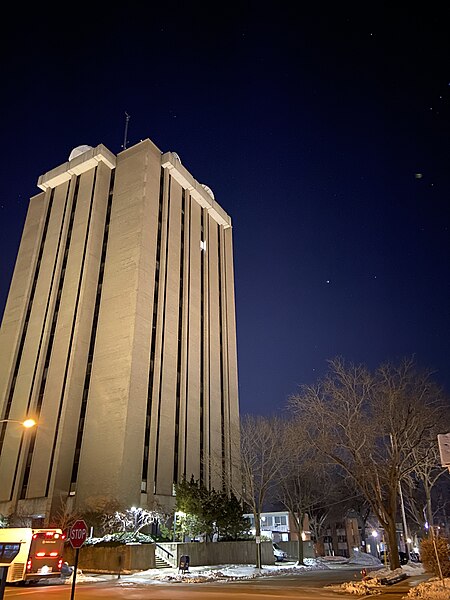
[376,573,438,599]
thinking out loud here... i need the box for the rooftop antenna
[122,112,131,150]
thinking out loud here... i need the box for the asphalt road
[3,569,431,600]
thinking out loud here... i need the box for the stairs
[155,555,173,569]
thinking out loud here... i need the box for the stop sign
[69,519,88,549]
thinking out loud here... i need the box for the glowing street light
[173,510,186,542]
[0,418,36,428]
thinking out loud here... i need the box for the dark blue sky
[1,3,449,415]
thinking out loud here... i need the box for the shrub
[419,535,450,577]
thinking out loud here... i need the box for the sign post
[69,520,88,600]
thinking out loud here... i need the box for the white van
[0,528,65,583]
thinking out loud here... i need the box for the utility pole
[389,433,411,557]
[398,480,411,556]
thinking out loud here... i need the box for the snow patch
[348,553,382,566]
[404,577,450,600]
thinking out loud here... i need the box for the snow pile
[319,555,349,564]
[326,571,387,595]
[302,558,330,571]
[403,563,426,575]
[326,567,423,596]
[404,577,450,600]
[330,578,383,595]
[150,572,246,584]
[135,566,260,584]
[348,553,382,566]
[304,557,330,569]
[122,561,326,584]
[36,568,109,586]
[64,569,106,584]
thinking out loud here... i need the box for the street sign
[69,520,88,600]
[69,520,87,549]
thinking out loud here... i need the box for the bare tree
[49,494,83,532]
[102,506,167,538]
[80,496,124,536]
[4,509,31,528]
[308,510,329,556]
[238,414,288,568]
[288,356,448,570]
[410,440,448,529]
[275,421,331,564]
[403,452,449,539]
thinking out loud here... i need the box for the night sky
[1,3,449,416]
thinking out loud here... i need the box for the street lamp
[173,511,186,542]
[130,506,139,533]
[389,433,412,557]
[0,418,36,428]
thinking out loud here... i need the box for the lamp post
[130,506,139,534]
[173,511,185,542]
[0,418,37,539]
[398,480,412,557]
[0,418,36,428]
[389,433,411,558]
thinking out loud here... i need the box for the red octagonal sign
[70,519,88,549]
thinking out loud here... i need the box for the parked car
[379,550,408,565]
[273,543,287,561]
[61,562,74,578]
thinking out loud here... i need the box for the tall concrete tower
[0,139,240,524]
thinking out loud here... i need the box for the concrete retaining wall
[64,540,274,573]
[159,540,275,567]
[64,542,156,574]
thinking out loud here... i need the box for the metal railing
[155,543,175,567]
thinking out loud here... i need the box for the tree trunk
[296,533,304,564]
[294,513,305,564]
[360,516,368,552]
[425,484,433,530]
[254,514,262,569]
[385,512,400,570]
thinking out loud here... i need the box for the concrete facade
[0,140,240,524]
[323,517,361,557]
